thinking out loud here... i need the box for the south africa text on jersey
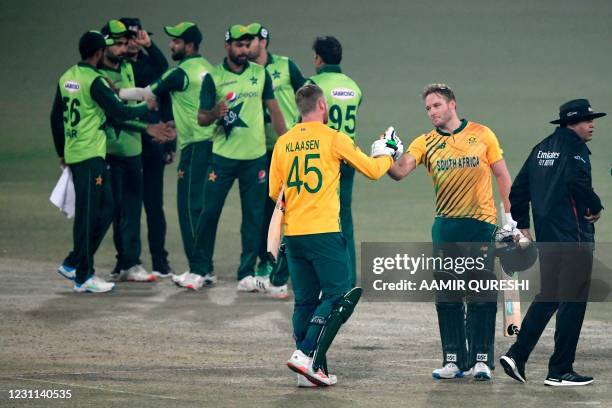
[435,156,480,171]
[285,139,320,153]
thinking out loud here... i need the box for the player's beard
[229,52,248,67]
[106,51,123,64]
[171,48,186,61]
[247,43,261,61]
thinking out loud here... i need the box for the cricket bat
[499,202,521,337]
[267,186,285,262]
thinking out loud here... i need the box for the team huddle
[51,19,604,389]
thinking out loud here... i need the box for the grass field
[1,1,611,406]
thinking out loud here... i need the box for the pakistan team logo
[220,91,248,138]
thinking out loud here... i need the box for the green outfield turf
[0,0,611,406]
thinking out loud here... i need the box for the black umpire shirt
[130,42,175,152]
[509,127,603,243]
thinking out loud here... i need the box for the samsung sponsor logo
[64,81,80,92]
[331,88,356,100]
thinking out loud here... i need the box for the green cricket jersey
[309,65,362,140]
[151,54,215,150]
[57,64,109,164]
[199,59,275,160]
[100,61,142,157]
[263,53,305,150]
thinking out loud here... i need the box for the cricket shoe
[286,350,331,386]
[152,264,173,279]
[202,273,217,285]
[297,373,338,387]
[175,272,205,290]
[472,362,491,381]
[500,353,526,383]
[432,363,465,379]
[57,263,76,280]
[172,271,189,284]
[237,275,258,292]
[544,371,593,387]
[254,276,289,299]
[73,276,115,293]
[120,264,156,282]
[174,272,216,290]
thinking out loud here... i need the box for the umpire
[500,99,605,386]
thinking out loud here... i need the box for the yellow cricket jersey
[269,121,393,236]
[408,120,503,225]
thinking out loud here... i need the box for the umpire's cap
[79,30,114,59]
[164,22,202,46]
[550,99,607,125]
[101,19,135,39]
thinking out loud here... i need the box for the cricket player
[246,22,306,297]
[51,31,169,292]
[99,19,162,283]
[270,84,401,386]
[193,24,286,292]
[308,36,362,286]
[146,22,216,287]
[388,84,513,380]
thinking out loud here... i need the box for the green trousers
[64,157,114,284]
[176,140,212,266]
[107,154,143,270]
[191,154,267,279]
[432,217,498,370]
[285,233,352,354]
[339,162,356,286]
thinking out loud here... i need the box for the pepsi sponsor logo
[226,92,238,103]
[64,81,80,92]
[331,88,356,100]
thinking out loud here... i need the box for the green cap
[224,24,254,42]
[164,22,202,45]
[247,22,269,40]
[101,19,135,39]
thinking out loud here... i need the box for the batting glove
[497,212,524,242]
[371,139,395,158]
[383,126,404,161]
